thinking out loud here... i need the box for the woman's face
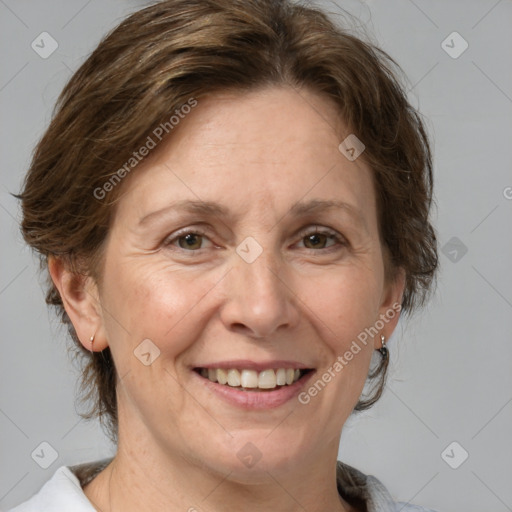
[88,86,403,479]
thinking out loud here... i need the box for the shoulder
[366,475,439,512]
[9,458,438,512]
[6,459,111,512]
[336,461,439,512]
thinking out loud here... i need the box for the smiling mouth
[194,367,314,391]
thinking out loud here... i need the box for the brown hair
[18,0,438,443]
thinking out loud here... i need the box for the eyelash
[163,226,347,254]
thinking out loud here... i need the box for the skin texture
[50,86,405,512]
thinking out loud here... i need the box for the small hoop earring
[378,334,388,360]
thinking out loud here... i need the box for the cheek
[99,257,219,360]
[295,263,384,413]
[297,271,381,415]
[299,263,383,347]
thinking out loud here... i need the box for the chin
[195,431,310,482]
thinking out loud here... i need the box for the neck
[83,439,357,512]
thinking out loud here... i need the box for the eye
[163,226,347,253]
[164,228,212,251]
[297,227,347,251]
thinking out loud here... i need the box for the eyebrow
[139,200,231,225]
[139,198,366,229]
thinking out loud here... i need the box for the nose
[219,248,300,339]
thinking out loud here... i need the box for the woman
[11,0,438,510]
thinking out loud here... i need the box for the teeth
[217,368,228,385]
[202,367,307,390]
[227,369,241,387]
[276,368,286,386]
[240,369,258,388]
[258,369,277,389]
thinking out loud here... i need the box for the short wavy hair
[18,0,438,443]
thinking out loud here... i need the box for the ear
[48,256,109,352]
[374,267,406,350]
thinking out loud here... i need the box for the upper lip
[193,360,313,372]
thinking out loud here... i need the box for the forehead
[114,86,377,228]
[164,86,347,165]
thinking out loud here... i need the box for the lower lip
[192,370,316,409]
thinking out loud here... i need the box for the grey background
[1,1,511,510]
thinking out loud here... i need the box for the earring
[89,334,95,352]
[378,334,388,360]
